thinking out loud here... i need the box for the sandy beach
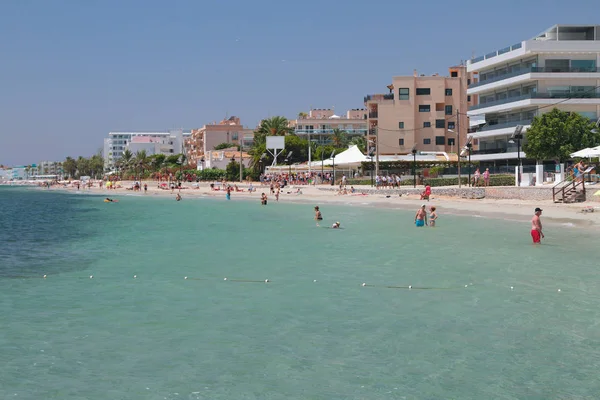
[40,180,600,228]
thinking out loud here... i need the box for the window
[435,119,446,128]
[419,105,431,112]
[467,95,471,102]
[423,138,431,145]
[445,105,453,115]
[416,88,431,95]
[448,121,455,129]
[232,132,239,140]
[467,79,471,85]
[445,88,453,96]
[448,138,455,146]
[423,122,431,128]
[435,136,445,145]
[398,88,409,100]
[451,71,458,77]
[399,139,404,146]
[398,122,404,129]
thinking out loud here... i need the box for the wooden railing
[552,175,586,203]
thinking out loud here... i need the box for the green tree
[121,149,134,174]
[298,112,308,119]
[63,157,77,179]
[253,116,294,147]
[226,160,241,181]
[350,135,367,153]
[151,154,166,172]
[214,142,237,150]
[523,108,599,161]
[331,128,349,148]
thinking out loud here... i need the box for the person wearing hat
[414,204,428,227]
[332,221,341,229]
[531,207,544,244]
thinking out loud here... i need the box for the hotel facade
[103,129,189,170]
[364,66,474,159]
[467,24,600,164]
[288,108,368,145]
[185,116,254,166]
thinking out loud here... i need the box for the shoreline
[25,180,600,229]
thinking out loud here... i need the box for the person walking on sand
[314,206,323,227]
[429,206,438,227]
[531,207,544,244]
[414,204,428,227]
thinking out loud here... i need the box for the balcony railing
[469,66,600,89]
[295,129,368,135]
[479,119,533,132]
[369,111,378,118]
[471,147,519,155]
[470,42,523,64]
[364,94,394,103]
[469,92,600,111]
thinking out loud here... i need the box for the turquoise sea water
[1,186,600,399]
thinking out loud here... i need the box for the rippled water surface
[1,186,599,399]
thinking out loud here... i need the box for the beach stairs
[552,178,586,203]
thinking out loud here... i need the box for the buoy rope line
[14,276,565,292]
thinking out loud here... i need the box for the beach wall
[317,185,600,202]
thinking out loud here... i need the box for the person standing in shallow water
[531,207,544,244]
[314,206,323,227]
[414,204,428,227]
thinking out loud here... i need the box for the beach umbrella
[571,146,600,159]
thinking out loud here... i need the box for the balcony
[295,129,368,135]
[469,91,600,111]
[471,146,519,155]
[479,119,533,132]
[470,42,523,64]
[368,111,378,118]
[469,66,600,89]
[364,93,394,103]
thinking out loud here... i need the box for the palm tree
[63,157,77,179]
[121,149,134,176]
[298,112,308,119]
[331,128,349,148]
[350,135,367,153]
[253,116,294,147]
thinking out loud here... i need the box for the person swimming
[176,193,182,201]
[332,221,341,229]
[104,197,116,203]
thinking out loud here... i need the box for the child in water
[429,206,438,227]
[314,206,323,226]
[332,221,340,229]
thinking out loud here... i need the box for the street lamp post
[368,148,375,187]
[509,125,524,187]
[411,145,417,188]
[330,150,336,186]
[239,140,244,183]
[449,124,462,188]
[466,143,473,186]
[321,147,325,184]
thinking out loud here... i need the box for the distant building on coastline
[364,66,475,157]
[103,129,190,170]
[288,108,368,145]
[184,116,254,166]
[467,24,600,165]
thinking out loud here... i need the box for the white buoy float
[184,276,188,280]
[265,279,269,283]
[43,275,47,279]
[361,283,366,287]
[89,275,93,279]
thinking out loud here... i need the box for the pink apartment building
[365,66,478,157]
[185,116,254,165]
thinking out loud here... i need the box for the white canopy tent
[570,145,600,159]
[319,145,369,166]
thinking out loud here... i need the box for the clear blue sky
[0,0,598,165]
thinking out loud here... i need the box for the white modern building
[467,24,600,163]
[103,129,191,170]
